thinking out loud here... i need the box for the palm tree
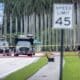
[3,0,77,50]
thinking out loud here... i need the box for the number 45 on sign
[53,4,74,29]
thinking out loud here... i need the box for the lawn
[4,57,47,80]
[63,52,80,80]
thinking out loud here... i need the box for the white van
[14,34,35,56]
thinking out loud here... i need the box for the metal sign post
[53,4,73,80]
[59,29,64,80]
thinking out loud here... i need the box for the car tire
[27,54,32,56]
[14,53,19,56]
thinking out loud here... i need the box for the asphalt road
[0,57,39,79]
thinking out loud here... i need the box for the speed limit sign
[53,4,74,29]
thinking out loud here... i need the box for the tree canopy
[0,0,76,16]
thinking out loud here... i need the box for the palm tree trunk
[34,13,36,38]
[20,16,23,35]
[38,13,41,41]
[45,14,47,46]
[42,12,45,45]
[40,15,43,46]
[50,5,53,50]
[15,16,18,35]
[27,15,29,33]
[73,2,77,49]
[31,14,35,34]
[10,14,12,45]
[4,13,7,35]
[24,15,27,35]
[46,14,48,48]
[48,15,51,49]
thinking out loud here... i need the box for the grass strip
[63,52,80,80]
[4,57,47,80]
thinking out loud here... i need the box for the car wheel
[14,53,19,56]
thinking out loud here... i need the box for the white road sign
[53,4,73,29]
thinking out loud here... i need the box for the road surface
[0,57,39,79]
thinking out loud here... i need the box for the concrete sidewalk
[28,53,62,80]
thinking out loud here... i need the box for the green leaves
[3,0,54,16]
[3,0,74,16]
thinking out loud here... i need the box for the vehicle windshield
[16,41,31,48]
